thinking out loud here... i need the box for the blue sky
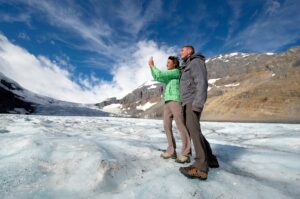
[0,0,299,103]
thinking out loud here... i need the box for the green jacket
[151,66,181,102]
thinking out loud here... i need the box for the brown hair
[168,56,179,68]
[182,45,195,55]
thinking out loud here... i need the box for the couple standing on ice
[148,46,219,180]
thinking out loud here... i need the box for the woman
[148,56,191,163]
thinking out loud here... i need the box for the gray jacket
[179,54,208,112]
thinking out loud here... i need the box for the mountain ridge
[97,46,300,123]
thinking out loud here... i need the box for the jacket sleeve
[151,66,180,83]
[190,59,208,112]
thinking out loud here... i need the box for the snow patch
[148,85,157,89]
[136,102,156,111]
[208,78,221,85]
[211,52,251,62]
[224,83,240,87]
[102,103,122,114]
[265,52,274,55]
[241,53,249,58]
[229,52,238,57]
[139,80,158,88]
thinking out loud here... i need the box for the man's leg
[184,103,208,173]
[203,137,219,168]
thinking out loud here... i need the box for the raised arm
[151,66,180,83]
[148,56,180,83]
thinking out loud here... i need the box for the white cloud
[110,40,176,94]
[0,34,176,103]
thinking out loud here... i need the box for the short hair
[168,56,179,68]
[182,45,195,55]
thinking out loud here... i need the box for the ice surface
[0,115,299,199]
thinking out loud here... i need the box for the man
[179,45,219,180]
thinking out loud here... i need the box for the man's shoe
[175,155,190,164]
[160,151,177,159]
[179,166,208,180]
[208,156,219,168]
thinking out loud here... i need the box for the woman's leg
[163,102,176,155]
[170,101,191,156]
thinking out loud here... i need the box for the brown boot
[179,166,208,180]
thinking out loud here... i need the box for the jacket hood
[180,53,205,70]
[190,53,205,61]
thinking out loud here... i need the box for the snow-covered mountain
[97,46,300,123]
[1,114,299,198]
[96,80,164,118]
[0,72,109,116]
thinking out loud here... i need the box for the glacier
[0,114,299,199]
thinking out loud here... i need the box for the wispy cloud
[4,0,164,58]
[223,0,300,52]
[22,0,113,53]
[115,0,163,35]
[226,0,242,42]
[0,12,31,24]
[18,32,30,40]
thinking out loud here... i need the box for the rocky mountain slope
[0,76,34,114]
[0,72,108,116]
[97,46,300,123]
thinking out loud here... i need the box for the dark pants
[183,103,215,173]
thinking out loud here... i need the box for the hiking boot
[160,151,177,159]
[179,166,208,180]
[208,156,219,168]
[175,155,190,164]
